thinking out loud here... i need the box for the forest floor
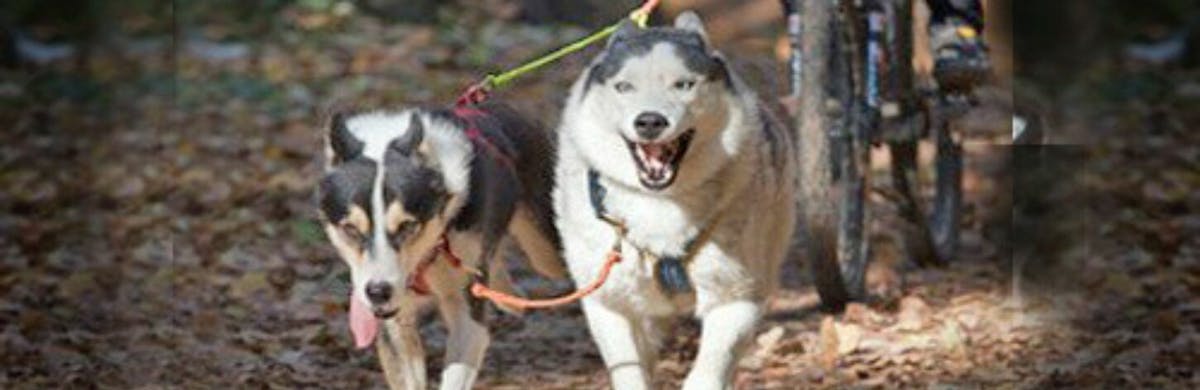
[2,8,1199,389]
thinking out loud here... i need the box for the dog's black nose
[365,281,393,305]
[633,112,669,140]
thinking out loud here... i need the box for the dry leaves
[895,295,933,332]
[2,1,1199,389]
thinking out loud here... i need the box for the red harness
[452,106,514,167]
[403,107,624,309]
[406,236,464,296]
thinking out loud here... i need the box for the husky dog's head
[317,110,470,321]
[571,11,741,191]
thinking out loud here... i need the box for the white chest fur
[554,144,767,317]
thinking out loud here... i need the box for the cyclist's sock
[926,0,984,31]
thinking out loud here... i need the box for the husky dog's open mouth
[624,129,695,190]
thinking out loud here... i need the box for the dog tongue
[348,293,379,349]
[640,144,669,171]
[642,144,665,159]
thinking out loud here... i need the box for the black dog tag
[655,256,693,295]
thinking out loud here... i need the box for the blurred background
[0,0,1197,388]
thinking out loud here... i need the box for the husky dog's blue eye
[614,81,634,93]
[673,79,697,91]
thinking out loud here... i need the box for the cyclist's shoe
[930,18,990,93]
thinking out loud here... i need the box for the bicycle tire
[791,0,870,311]
[880,0,963,267]
[930,120,962,261]
[887,138,944,267]
[835,0,870,303]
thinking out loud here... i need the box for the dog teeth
[633,140,681,184]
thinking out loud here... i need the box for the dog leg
[633,317,664,380]
[508,205,566,279]
[377,316,427,390]
[582,298,652,390]
[485,240,526,315]
[437,290,489,390]
[683,300,761,390]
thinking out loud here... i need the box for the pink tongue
[348,293,380,349]
[642,144,665,159]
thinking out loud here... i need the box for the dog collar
[407,237,458,296]
[407,234,485,297]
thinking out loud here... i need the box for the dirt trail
[2,10,1198,389]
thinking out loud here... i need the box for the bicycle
[783,0,974,311]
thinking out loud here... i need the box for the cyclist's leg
[925,0,990,91]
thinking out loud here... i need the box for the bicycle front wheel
[794,0,868,311]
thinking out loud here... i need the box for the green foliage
[297,0,336,11]
[290,219,325,245]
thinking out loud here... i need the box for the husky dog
[553,12,798,389]
[317,102,565,389]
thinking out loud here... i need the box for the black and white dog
[317,102,565,389]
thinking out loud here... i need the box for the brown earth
[1,4,1198,389]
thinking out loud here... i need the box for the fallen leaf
[843,302,877,325]
[896,295,933,331]
[756,326,785,354]
[775,338,805,356]
[229,272,270,300]
[835,322,862,355]
[955,310,982,331]
[939,321,968,356]
[818,316,839,369]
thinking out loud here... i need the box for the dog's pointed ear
[389,113,425,155]
[674,11,710,45]
[328,111,364,164]
[607,19,638,48]
[709,52,733,89]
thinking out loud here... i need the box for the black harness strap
[587,169,609,220]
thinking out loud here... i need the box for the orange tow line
[457,236,624,310]
[407,232,624,311]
